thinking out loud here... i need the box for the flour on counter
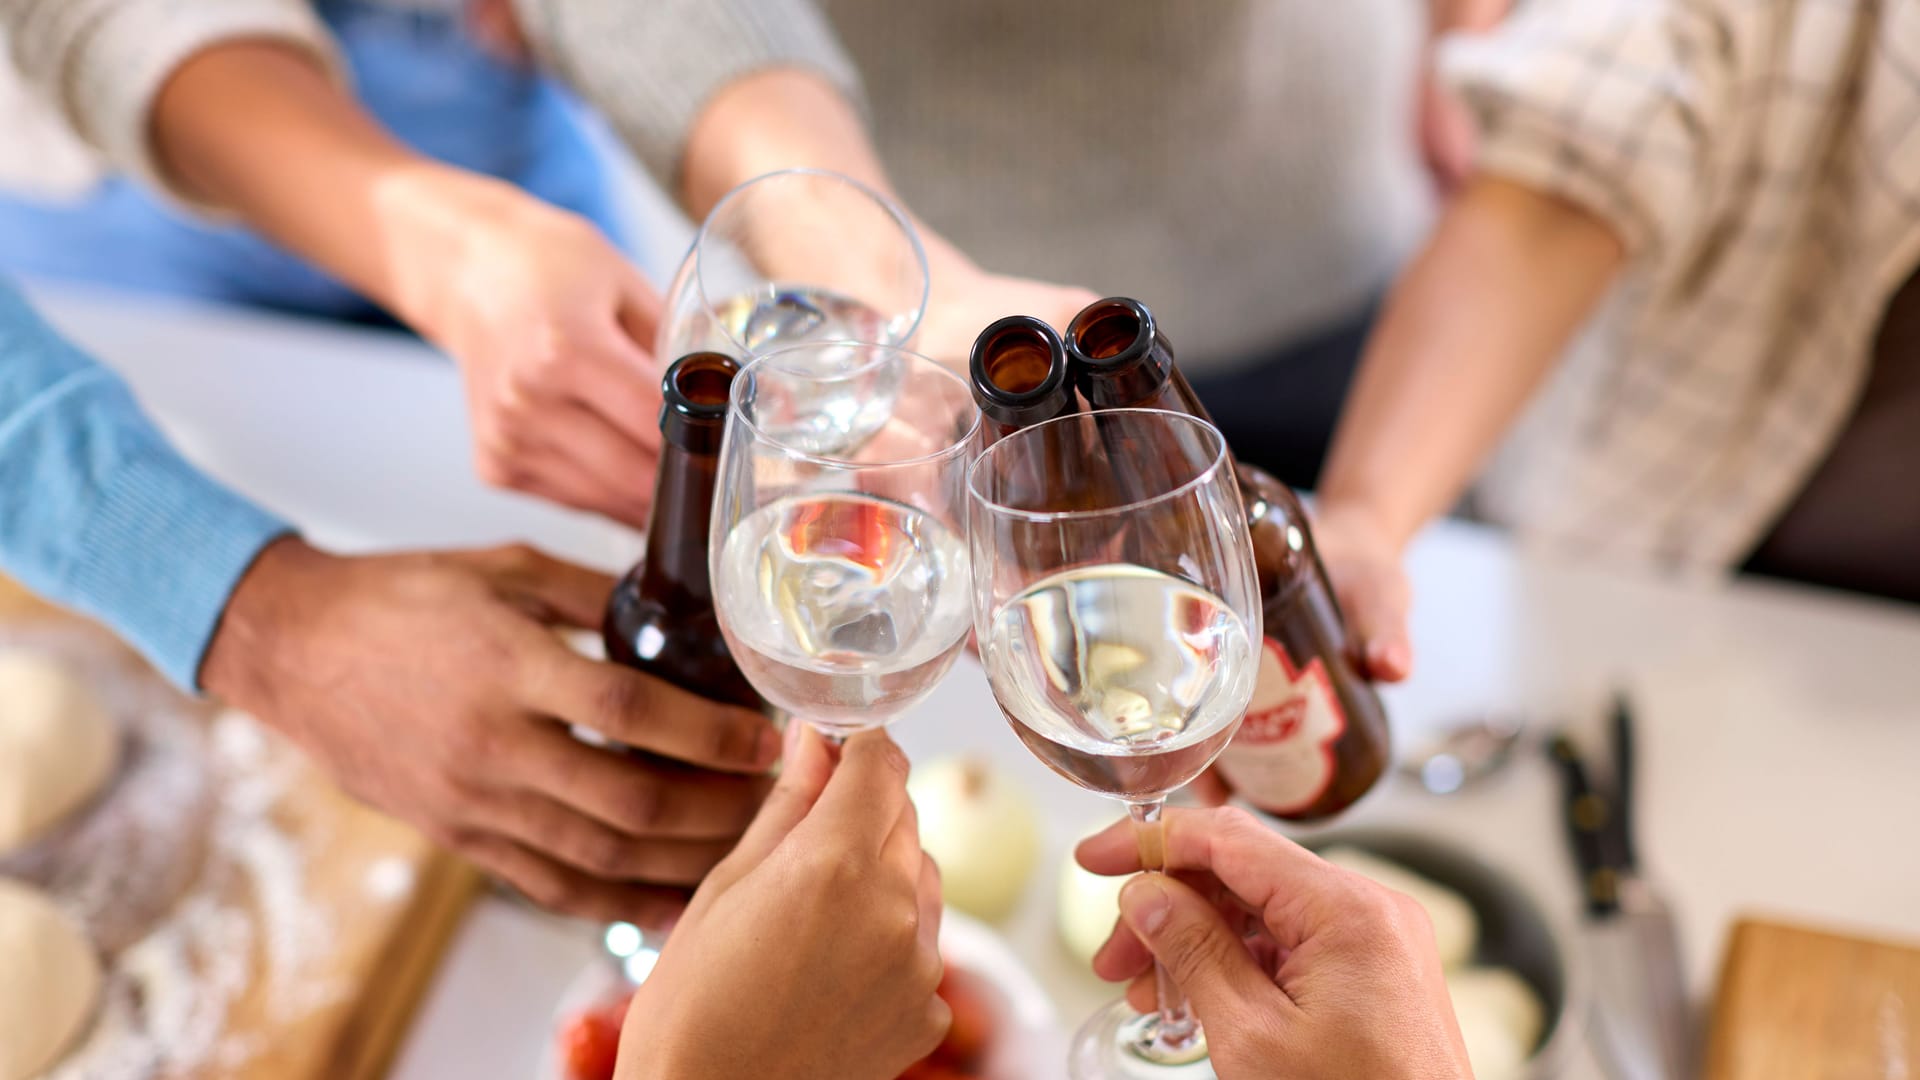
[35,698,343,1080]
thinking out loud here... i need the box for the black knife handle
[1549,734,1621,917]
[1610,693,1639,874]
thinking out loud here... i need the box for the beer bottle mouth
[970,315,1068,411]
[1065,297,1154,371]
[662,352,741,419]
[660,351,741,450]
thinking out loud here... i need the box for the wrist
[199,535,336,713]
[371,166,537,334]
[1312,495,1417,557]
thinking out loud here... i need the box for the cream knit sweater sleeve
[508,0,863,190]
[2,0,341,205]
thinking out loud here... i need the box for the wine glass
[968,409,1262,1079]
[710,343,979,738]
[659,168,929,361]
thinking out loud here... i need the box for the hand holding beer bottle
[969,299,1397,823]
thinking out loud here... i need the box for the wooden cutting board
[0,576,483,1079]
[1704,917,1920,1079]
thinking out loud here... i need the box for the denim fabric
[0,0,624,321]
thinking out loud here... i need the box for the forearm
[0,284,289,690]
[148,41,511,327]
[1318,177,1625,547]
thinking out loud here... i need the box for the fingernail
[1119,876,1172,936]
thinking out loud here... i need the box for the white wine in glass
[984,563,1255,803]
[715,490,971,733]
[712,343,979,739]
[969,408,1261,1079]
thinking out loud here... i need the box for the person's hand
[1078,807,1471,1080]
[914,245,1098,368]
[620,728,947,1080]
[385,173,667,529]
[200,537,781,925]
[1310,502,1415,682]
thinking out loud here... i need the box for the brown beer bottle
[603,353,766,711]
[1065,297,1389,822]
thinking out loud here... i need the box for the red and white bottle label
[1214,638,1347,816]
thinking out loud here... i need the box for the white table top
[32,285,1920,1080]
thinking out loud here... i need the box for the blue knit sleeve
[0,282,290,690]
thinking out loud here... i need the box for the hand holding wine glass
[1077,807,1473,1080]
[969,409,1263,1078]
[619,726,948,1080]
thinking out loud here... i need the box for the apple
[908,757,1041,921]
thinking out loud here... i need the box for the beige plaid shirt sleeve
[1431,0,1920,572]
[1441,0,1738,261]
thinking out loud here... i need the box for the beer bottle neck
[1091,357,1215,425]
[979,395,1077,445]
[636,440,722,604]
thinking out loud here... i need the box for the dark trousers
[1187,304,1377,493]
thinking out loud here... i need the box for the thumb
[1332,561,1413,683]
[1119,874,1283,1023]
[704,724,833,892]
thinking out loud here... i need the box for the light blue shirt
[0,281,289,690]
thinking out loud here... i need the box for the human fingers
[558,346,664,456]
[1116,874,1289,1025]
[1337,560,1414,682]
[515,643,781,773]
[462,543,617,630]
[460,832,691,926]
[805,729,913,853]
[508,724,773,839]
[461,789,734,885]
[915,855,944,956]
[1076,808,1341,946]
[525,405,662,526]
[614,267,665,359]
[704,724,835,892]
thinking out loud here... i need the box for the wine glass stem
[1127,798,1201,1054]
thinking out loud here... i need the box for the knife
[1551,700,1695,1080]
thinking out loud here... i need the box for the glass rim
[966,408,1234,523]
[692,167,931,356]
[729,343,983,470]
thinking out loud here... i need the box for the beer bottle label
[1215,637,1347,815]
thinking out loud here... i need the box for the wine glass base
[1069,1000,1217,1080]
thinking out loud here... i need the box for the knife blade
[1586,889,1694,1080]
[1558,697,1696,1080]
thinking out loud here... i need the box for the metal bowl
[1304,828,1579,1078]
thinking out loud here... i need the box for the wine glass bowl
[710,344,979,737]
[659,168,929,361]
